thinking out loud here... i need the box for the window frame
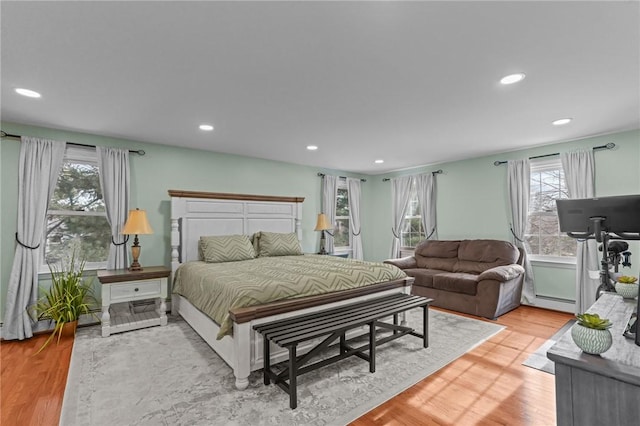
[525,158,576,263]
[400,180,425,250]
[40,146,109,273]
[332,179,352,255]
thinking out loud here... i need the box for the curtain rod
[317,173,366,182]
[1,130,146,155]
[382,169,443,182]
[493,142,615,166]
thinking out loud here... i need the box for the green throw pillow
[257,232,303,257]
[200,234,256,263]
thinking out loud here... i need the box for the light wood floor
[1,305,572,426]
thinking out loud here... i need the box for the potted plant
[31,252,96,353]
[615,275,639,299]
[571,313,613,355]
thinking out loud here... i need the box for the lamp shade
[314,213,333,231]
[121,209,153,235]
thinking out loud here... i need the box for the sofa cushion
[432,272,479,296]
[414,240,460,271]
[402,268,449,288]
[415,240,460,258]
[454,239,520,274]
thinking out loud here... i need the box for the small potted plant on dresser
[615,275,639,299]
[571,313,613,355]
[31,253,96,353]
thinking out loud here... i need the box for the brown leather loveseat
[385,239,525,319]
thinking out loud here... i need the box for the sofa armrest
[478,264,524,282]
[383,256,417,270]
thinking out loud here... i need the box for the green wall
[0,122,367,321]
[367,129,640,303]
[1,121,639,322]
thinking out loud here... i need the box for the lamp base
[128,262,143,272]
[318,231,328,255]
[129,236,143,271]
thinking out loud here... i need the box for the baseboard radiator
[526,295,575,313]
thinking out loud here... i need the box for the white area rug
[61,309,503,426]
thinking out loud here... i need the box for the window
[333,181,351,251]
[525,158,576,259]
[43,147,111,271]
[400,181,425,248]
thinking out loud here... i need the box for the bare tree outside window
[333,186,351,249]
[45,158,111,268]
[525,160,576,258]
[401,182,425,248]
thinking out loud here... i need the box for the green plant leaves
[575,313,613,330]
[31,250,97,353]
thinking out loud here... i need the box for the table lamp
[121,208,153,271]
[314,213,333,255]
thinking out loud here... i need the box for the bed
[169,190,413,389]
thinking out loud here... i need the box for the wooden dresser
[547,293,640,426]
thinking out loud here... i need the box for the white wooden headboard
[169,190,304,275]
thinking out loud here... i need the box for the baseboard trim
[525,296,575,313]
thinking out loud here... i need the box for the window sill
[530,256,576,269]
[38,262,106,276]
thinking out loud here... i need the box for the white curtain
[561,149,598,314]
[346,178,363,260]
[390,175,413,258]
[507,159,536,304]
[321,175,338,254]
[3,137,66,340]
[415,173,437,240]
[97,147,130,269]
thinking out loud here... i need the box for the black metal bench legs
[255,294,433,409]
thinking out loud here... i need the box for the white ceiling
[1,1,639,175]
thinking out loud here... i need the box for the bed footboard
[175,282,412,390]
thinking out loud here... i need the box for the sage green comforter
[172,254,407,339]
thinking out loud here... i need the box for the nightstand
[97,266,170,337]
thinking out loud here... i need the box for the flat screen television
[556,194,640,236]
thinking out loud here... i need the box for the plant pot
[60,320,78,339]
[35,320,78,354]
[615,282,639,299]
[571,324,612,355]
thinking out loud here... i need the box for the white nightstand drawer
[110,279,161,302]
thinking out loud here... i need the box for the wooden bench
[253,293,433,409]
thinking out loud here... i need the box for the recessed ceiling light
[374,159,384,164]
[306,145,318,151]
[199,124,214,131]
[500,73,526,85]
[15,88,41,98]
[552,118,572,126]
